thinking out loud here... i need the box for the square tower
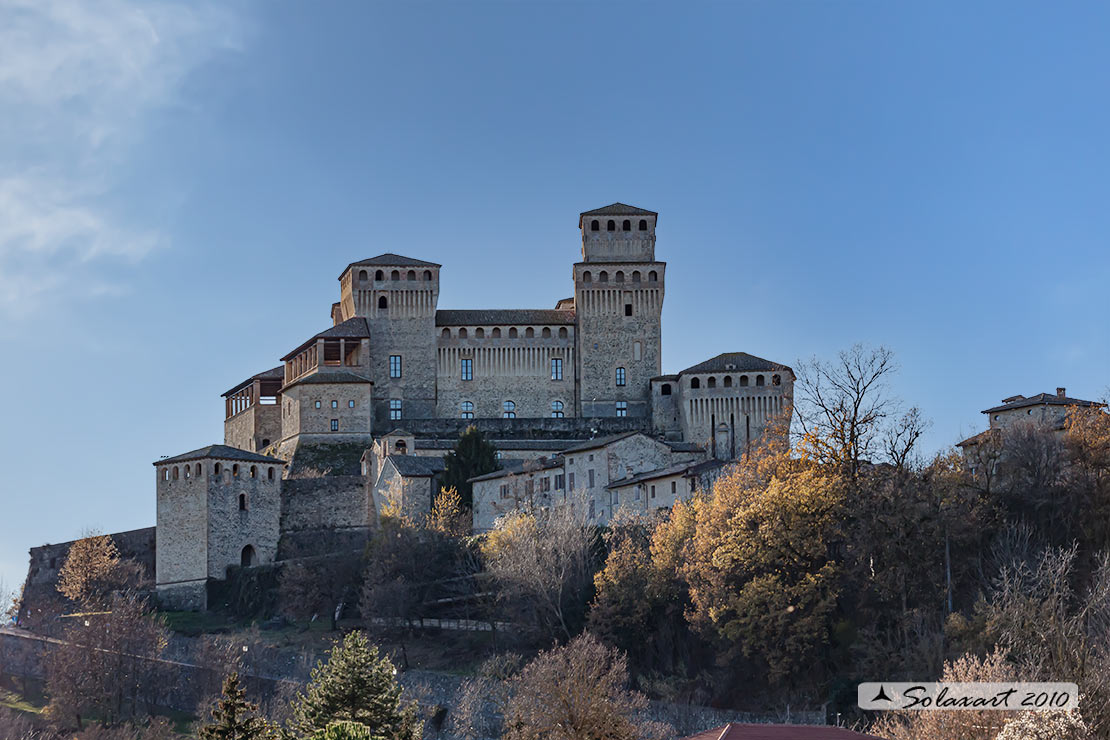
[574,204,665,419]
[154,445,284,611]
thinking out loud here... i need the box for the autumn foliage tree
[56,533,145,609]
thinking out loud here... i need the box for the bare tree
[279,553,363,631]
[501,633,670,740]
[481,496,597,643]
[882,406,931,471]
[794,344,898,478]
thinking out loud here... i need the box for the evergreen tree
[290,631,421,740]
[199,672,272,740]
[309,721,386,740]
[439,426,500,509]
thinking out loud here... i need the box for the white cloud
[0,0,241,318]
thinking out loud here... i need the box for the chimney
[1057,387,1067,398]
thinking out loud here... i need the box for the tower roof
[579,203,657,227]
[154,444,284,466]
[679,352,793,376]
[280,318,371,361]
[342,253,440,278]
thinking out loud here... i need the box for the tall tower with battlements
[573,204,665,418]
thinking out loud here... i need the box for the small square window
[330,419,339,431]
[348,400,355,408]
[616,401,628,417]
[331,400,338,409]
[314,400,321,409]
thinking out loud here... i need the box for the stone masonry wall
[279,475,372,559]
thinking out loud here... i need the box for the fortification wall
[278,475,372,559]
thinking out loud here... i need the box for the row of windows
[687,374,782,390]
[313,399,357,409]
[357,269,434,282]
[499,473,568,499]
[162,463,277,481]
[580,270,657,284]
[441,326,570,339]
[589,218,649,232]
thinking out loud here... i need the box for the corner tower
[574,204,665,418]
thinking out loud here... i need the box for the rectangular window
[551,358,563,381]
[500,484,509,499]
[348,400,355,408]
[624,304,633,316]
[616,367,626,386]
[525,480,534,496]
[389,355,402,378]
[616,401,628,417]
[555,474,565,490]
[651,485,656,499]
[568,472,575,489]
[330,419,339,431]
[461,358,473,381]
[541,477,551,492]
[588,469,595,488]
[314,400,321,409]
[331,400,338,409]
[671,481,677,494]
[389,399,402,420]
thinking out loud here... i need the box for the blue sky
[2,1,1109,591]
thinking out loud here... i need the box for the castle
[152,204,795,610]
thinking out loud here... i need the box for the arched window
[622,219,631,231]
[406,270,415,280]
[632,271,641,282]
[724,376,733,388]
[475,327,485,338]
[583,271,592,283]
[690,377,700,389]
[240,545,256,567]
[542,327,551,338]
[358,269,368,283]
[492,327,502,338]
[424,270,432,280]
[590,219,599,231]
[607,220,616,231]
[707,377,716,389]
[551,400,564,418]
[395,440,407,455]
[232,464,240,477]
[615,271,624,283]
[442,328,451,339]
[184,465,190,479]
[772,374,782,386]
[599,271,609,283]
[267,467,275,480]
[509,327,518,338]
[375,269,384,280]
[378,296,388,310]
[459,328,468,339]
[503,400,516,418]
[196,463,202,477]
[261,438,270,447]
[390,270,399,280]
[172,466,179,480]
[649,270,658,281]
[660,383,672,396]
[558,327,568,338]
[756,375,765,386]
[525,327,534,338]
[238,493,247,511]
[249,465,257,478]
[740,375,749,386]
[639,219,647,231]
[461,401,474,419]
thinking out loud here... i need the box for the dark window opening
[622,219,631,231]
[690,378,700,389]
[661,383,672,396]
[639,219,647,231]
[378,296,388,310]
[238,493,247,511]
[241,545,256,567]
[624,304,633,316]
[375,269,384,280]
[607,220,615,231]
[590,219,599,231]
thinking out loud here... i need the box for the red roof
[680,724,881,740]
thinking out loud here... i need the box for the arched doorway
[241,545,257,567]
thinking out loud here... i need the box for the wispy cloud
[0,0,241,319]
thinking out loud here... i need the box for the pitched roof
[665,440,704,453]
[281,318,371,361]
[561,432,650,456]
[345,253,441,271]
[580,203,658,217]
[436,309,575,326]
[419,439,579,452]
[222,366,285,397]
[680,723,880,740]
[956,428,998,448]
[680,352,793,376]
[607,458,724,489]
[282,370,373,389]
[982,392,1102,414]
[468,456,563,483]
[385,455,446,477]
[155,445,284,466]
